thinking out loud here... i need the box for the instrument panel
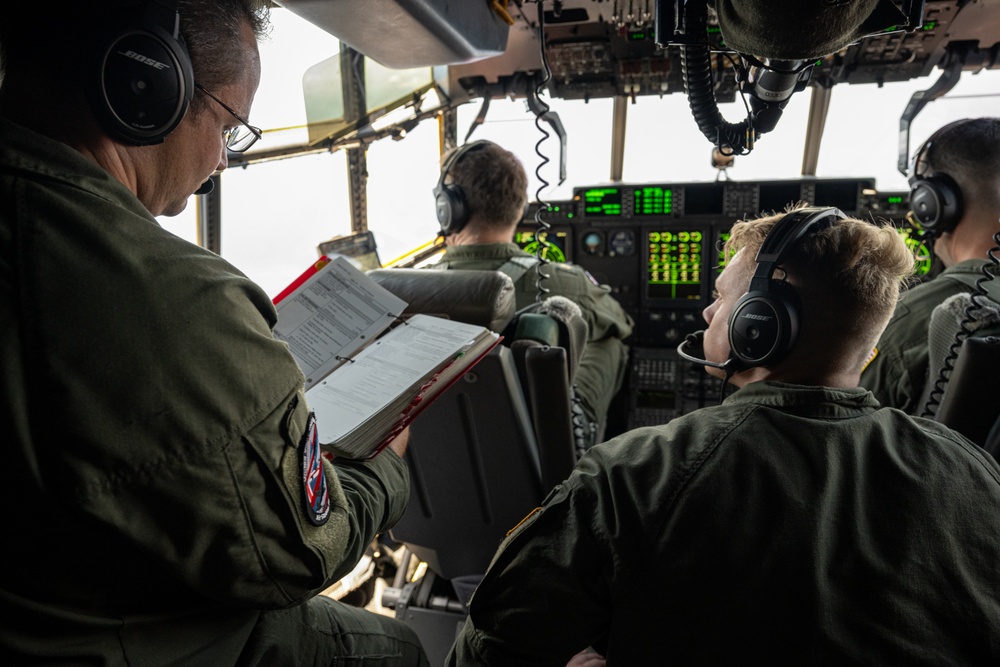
[518,178,916,430]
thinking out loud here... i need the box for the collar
[442,243,530,261]
[724,381,880,418]
[942,258,995,275]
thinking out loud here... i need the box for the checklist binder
[274,255,500,459]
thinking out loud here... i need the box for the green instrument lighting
[717,231,732,271]
[898,228,933,277]
[634,186,674,216]
[517,230,568,263]
[646,228,704,301]
[888,196,904,204]
[583,188,622,216]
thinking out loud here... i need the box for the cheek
[703,306,732,355]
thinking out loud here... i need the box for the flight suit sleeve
[565,266,635,344]
[447,483,614,667]
[548,265,634,431]
[446,438,648,667]
[574,335,629,426]
[53,236,410,610]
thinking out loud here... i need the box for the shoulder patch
[300,412,330,526]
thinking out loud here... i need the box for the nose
[702,301,718,325]
[217,143,229,171]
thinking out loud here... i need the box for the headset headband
[749,206,845,291]
[909,118,970,183]
[436,140,491,193]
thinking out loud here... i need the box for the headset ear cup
[437,183,468,236]
[728,289,798,368]
[908,174,962,236]
[90,17,193,145]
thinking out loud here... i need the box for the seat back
[920,290,1000,447]
[395,344,545,579]
[366,268,577,579]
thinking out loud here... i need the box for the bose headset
[678,206,847,378]
[89,0,194,146]
[907,119,969,237]
[433,140,492,237]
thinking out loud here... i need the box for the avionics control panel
[517,180,917,430]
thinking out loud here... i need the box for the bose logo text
[742,313,773,322]
[117,50,170,70]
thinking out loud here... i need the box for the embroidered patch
[300,412,330,526]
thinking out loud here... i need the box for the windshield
[159,8,1000,299]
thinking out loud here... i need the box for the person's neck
[730,363,859,390]
[945,230,1000,267]
[937,217,998,268]
[446,225,516,246]
[0,75,84,141]
[0,83,142,202]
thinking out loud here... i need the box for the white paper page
[305,314,483,444]
[274,257,407,386]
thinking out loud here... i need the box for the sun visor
[273,0,511,69]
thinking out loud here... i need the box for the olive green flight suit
[448,382,1000,666]
[0,118,426,666]
[860,259,997,413]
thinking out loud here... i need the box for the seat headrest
[367,268,516,333]
[507,295,587,379]
[928,292,1000,368]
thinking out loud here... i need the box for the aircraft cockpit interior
[10,0,998,664]
[509,178,925,433]
[229,6,999,657]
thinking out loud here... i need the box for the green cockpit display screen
[515,229,569,263]
[633,186,674,216]
[646,229,703,301]
[581,188,622,217]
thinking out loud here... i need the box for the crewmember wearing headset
[0,2,427,664]
[860,117,1000,414]
[431,140,634,446]
[447,206,1000,665]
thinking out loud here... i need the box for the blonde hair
[724,206,915,370]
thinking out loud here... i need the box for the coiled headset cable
[920,230,1000,417]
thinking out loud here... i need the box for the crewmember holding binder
[0,2,428,665]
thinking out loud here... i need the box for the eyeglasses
[194,82,262,153]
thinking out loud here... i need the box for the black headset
[907,119,969,237]
[89,0,194,145]
[434,140,492,237]
[727,206,847,370]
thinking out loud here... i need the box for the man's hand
[566,649,606,667]
[387,426,410,458]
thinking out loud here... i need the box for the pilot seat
[918,284,1000,455]
[365,267,584,665]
